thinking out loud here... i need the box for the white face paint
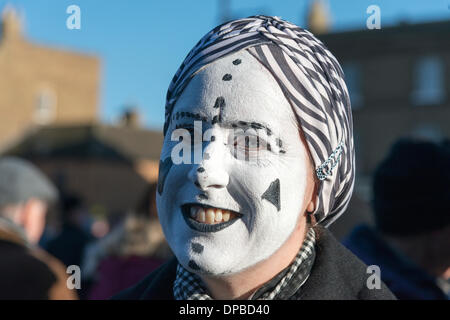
[157,50,310,275]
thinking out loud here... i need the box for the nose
[188,139,229,191]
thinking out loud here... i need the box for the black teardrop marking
[222,74,232,81]
[192,242,204,254]
[213,96,225,109]
[261,179,281,211]
[211,136,216,142]
[276,138,283,148]
[212,116,219,125]
[232,59,242,65]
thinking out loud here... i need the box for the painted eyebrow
[223,120,274,137]
[174,122,195,129]
[172,112,274,134]
[171,111,208,122]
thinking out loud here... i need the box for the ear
[306,174,319,214]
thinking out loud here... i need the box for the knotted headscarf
[164,15,355,226]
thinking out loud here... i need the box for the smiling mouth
[181,204,242,233]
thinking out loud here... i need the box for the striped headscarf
[164,15,355,226]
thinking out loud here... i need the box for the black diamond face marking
[211,136,216,142]
[212,116,219,125]
[222,74,232,81]
[197,167,205,173]
[157,157,173,195]
[191,242,204,254]
[188,260,200,270]
[261,179,280,211]
[232,59,242,65]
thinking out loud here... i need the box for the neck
[201,216,308,300]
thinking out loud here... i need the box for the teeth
[206,209,215,224]
[191,207,238,224]
[197,208,205,223]
[215,209,222,222]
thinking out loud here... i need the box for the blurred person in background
[344,138,450,300]
[0,157,77,300]
[46,194,93,268]
[46,193,93,299]
[84,183,172,299]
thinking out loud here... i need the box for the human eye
[233,135,264,152]
[230,134,271,162]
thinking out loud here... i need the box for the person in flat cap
[345,138,450,300]
[0,156,77,300]
[115,15,395,300]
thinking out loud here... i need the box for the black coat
[114,226,396,300]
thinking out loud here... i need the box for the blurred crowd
[0,137,448,300]
[0,159,172,300]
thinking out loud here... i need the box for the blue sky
[1,0,449,130]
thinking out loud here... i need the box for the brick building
[0,7,162,219]
[0,8,100,152]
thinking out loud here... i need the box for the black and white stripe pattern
[173,228,316,300]
[164,15,355,226]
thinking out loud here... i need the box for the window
[342,62,363,109]
[411,56,445,106]
[34,87,57,125]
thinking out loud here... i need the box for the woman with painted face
[115,15,395,300]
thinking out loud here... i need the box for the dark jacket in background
[113,226,396,300]
[0,227,77,300]
[46,223,92,268]
[344,224,448,300]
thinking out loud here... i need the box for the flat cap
[0,157,58,207]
